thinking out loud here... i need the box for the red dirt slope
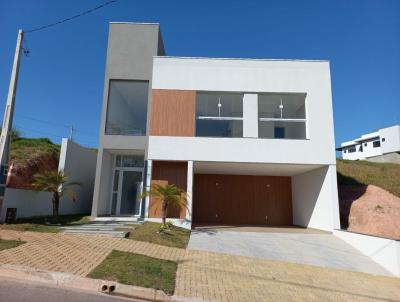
[6,153,59,190]
[339,185,400,240]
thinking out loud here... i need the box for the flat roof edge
[154,56,329,63]
[109,22,160,25]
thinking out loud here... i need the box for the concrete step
[62,229,128,238]
[60,225,138,230]
[60,220,142,238]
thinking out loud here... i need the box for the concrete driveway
[188,226,392,276]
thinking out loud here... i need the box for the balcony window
[105,80,149,136]
[196,92,243,137]
[258,93,307,139]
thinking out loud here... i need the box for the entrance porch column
[144,159,152,218]
[186,160,194,221]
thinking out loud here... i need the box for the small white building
[337,125,400,162]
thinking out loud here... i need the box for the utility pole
[69,125,74,141]
[0,29,24,201]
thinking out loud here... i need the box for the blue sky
[0,0,399,149]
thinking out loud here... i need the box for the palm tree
[141,184,188,226]
[31,170,81,221]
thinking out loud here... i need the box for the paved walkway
[188,228,391,276]
[1,230,399,302]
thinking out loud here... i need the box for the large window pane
[258,94,306,119]
[196,92,243,118]
[196,92,243,137]
[259,121,307,139]
[105,80,149,136]
[196,119,243,137]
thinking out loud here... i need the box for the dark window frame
[373,140,381,148]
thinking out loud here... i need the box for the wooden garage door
[193,174,292,225]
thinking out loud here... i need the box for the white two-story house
[91,22,340,232]
[337,125,400,163]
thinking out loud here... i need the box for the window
[258,93,307,139]
[105,80,149,136]
[373,140,381,148]
[364,143,367,146]
[382,138,385,142]
[348,146,356,153]
[196,92,243,137]
[115,155,144,168]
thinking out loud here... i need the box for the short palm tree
[31,170,81,221]
[141,184,188,226]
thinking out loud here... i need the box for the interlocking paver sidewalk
[1,230,399,302]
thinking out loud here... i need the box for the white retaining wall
[0,139,97,221]
[334,229,400,277]
[292,165,340,231]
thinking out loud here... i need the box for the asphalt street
[0,277,143,302]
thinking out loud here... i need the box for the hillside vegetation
[7,137,60,189]
[10,137,60,166]
[337,158,400,198]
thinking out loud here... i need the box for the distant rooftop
[154,56,329,63]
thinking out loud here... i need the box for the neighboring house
[337,125,400,163]
[0,139,97,222]
[91,22,340,232]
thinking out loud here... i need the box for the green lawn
[0,239,25,251]
[0,214,90,233]
[88,250,177,295]
[337,159,400,197]
[127,222,191,249]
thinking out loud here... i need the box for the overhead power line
[24,0,118,34]
[14,114,96,136]
[14,124,98,146]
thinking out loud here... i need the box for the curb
[0,264,171,301]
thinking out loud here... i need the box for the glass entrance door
[120,171,142,215]
[111,169,143,216]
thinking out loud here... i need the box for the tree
[141,184,188,226]
[31,170,81,221]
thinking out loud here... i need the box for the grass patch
[0,239,25,251]
[337,159,400,197]
[88,250,177,295]
[127,222,190,249]
[0,214,90,233]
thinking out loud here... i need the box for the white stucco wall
[243,94,258,138]
[0,139,97,221]
[380,125,400,154]
[334,230,400,277]
[91,148,113,216]
[58,139,97,214]
[150,57,336,166]
[148,136,335,165]
[342,139,382,161]
[291,165,340,231]
[0,189,53,221]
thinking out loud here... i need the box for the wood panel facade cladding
[150,89,196,136]
[193,174,292,225]
[149,161,188,219]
